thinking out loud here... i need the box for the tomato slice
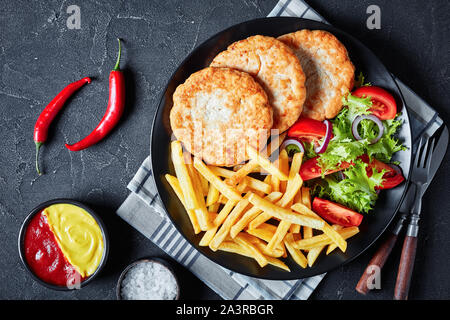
[353,86,397,120]
[300,156,352,181]
[288,117,327,142]
[359,154,405,189]
[313,197,363,227]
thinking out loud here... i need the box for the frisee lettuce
[354,71,372,88]
[314,159,385,213]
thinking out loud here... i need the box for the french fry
[266,152,305,252]
[303,225,313,239]
[301,187,311,208]
[206,184,220,207]
[226,160,259,186]
[214,199,238,226]
[201,201,237,247]
[199,227,217,247]
[199,174,209,196]
[245,223,286,255]
[300,188,313,239]
[218,241,289,271]
[289,224,301,233]
[246,223,277,241]
[266,220,291,253]
[246,146,288,181]
[248,212,272,230]
[229,131,287,184]
[270,159,281,192]
[165,174,201,234]
[230,191,283,238]
[208,202,220,213]
[247,235,284,258]
[171,141,199,210]
[307,245,325,267]
[185,156,213,231]
[291,203,347,252]
[248,193,324,229]
[293,190,303,204]
[209,166,272,194]
[308,226,342,266]
[278,173,302,207]
[264,256,290,271]
[233,163,268,174]
[248,173,302,230]
[326,225,345,254]
[199,213,220,247]
[284,233,307,268]
[234,233,268,267]
[294,227,359,250]
[194,157,242,202]
[235,180,249,194]
[290,152,304,179]
[202,199,239,247]
[209,196,250,251]
[278,149,290,193]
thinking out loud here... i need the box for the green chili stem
[113,38,122,71]
[35,142,42,175]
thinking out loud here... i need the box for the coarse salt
[120,261,178,300]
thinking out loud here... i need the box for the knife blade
[399,126,449,213]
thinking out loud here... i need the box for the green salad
[286,83,406,214]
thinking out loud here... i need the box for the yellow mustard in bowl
[42,203,104,277]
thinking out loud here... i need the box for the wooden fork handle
[394,235,418,300]
[356,232,398,295]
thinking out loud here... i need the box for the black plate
[150,17,412,280]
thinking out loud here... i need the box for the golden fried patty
[170,67,273,166]
[210,35,306,133]
[278,30,355,120]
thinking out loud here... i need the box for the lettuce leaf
[366,116,406,162]
[316,159,385,213]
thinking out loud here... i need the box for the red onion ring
[314,120,332,154]
[352,114,384,144]
[281,139,305,157]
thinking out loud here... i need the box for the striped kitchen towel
[116,0,445,300]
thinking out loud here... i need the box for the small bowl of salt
[116,258,180,300]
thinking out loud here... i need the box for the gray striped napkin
[116,0,444,300]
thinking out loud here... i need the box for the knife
[356,126,448,295]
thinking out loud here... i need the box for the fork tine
[425,138,435,172]
[420,138,430,168]
[414,137,423,167]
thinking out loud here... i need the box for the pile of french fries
[165,137,359,271]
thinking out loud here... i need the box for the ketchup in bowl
[24,210,84,286]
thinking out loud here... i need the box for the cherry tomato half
[312,197,363,227]
[300,156,352,181]
[359,154,405,189]
[353,86,397,120]
[287,117,328,143]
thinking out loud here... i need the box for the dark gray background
[0,0,449,300]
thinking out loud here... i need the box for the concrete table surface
[0,0,449,300]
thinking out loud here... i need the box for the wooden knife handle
[394,236,418,300]
[355,232,398,295]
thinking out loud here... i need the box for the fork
[394,136,435,300]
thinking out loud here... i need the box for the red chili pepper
[65,38,125,152]
[34,77,91,175]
